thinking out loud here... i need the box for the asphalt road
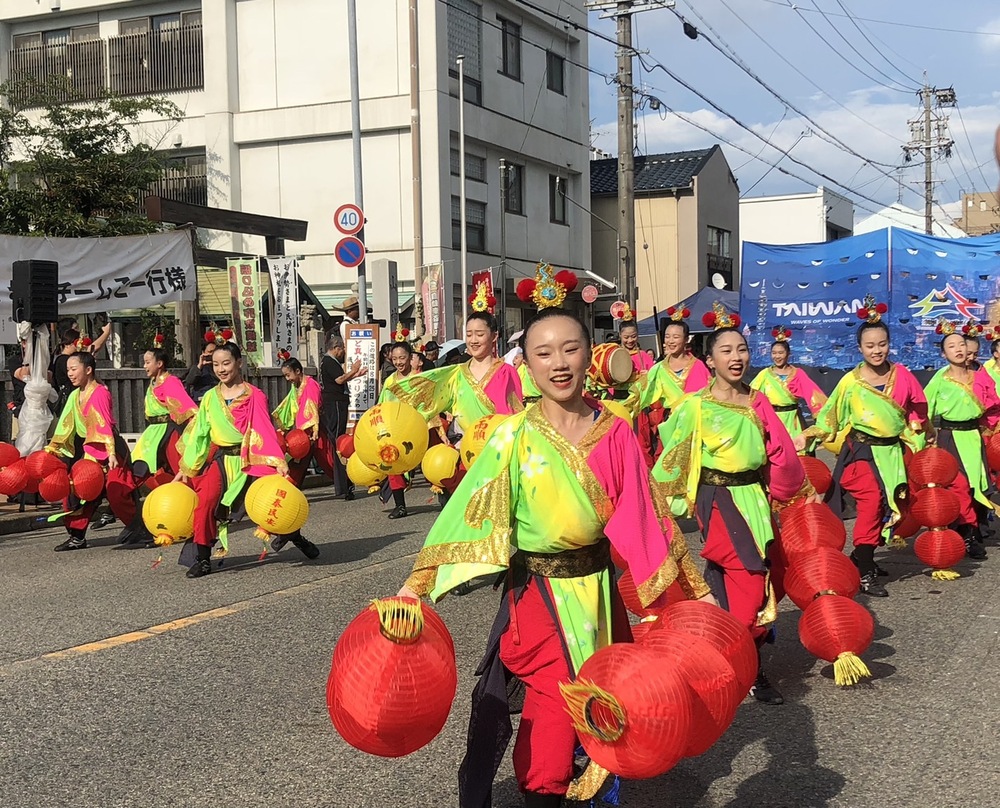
[0,481,998,808]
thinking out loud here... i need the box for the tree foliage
[0,77,182,237]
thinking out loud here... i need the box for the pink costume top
[974,368,1000,432]
[273,375,322,439]
[628,348,655,374]
[46,382,118,463]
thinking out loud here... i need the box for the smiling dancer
[399,280,710,808]
[801,296,931,597]
[750,327,827,454]
[652,304,814,705]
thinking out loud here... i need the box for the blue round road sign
[335,236,366,268]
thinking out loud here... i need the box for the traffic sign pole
[347,0,368,323]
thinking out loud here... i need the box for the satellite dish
[711,273,726,290]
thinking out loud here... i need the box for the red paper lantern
[641,630,741,757]
[909,487,960,529]
[798,594,874,686]
[25,450,62,482]
[782,547,860,611]
[653,600,758,695]
[907,447,959,488]
[893,509,922,540]
[275,431,287,456]
[913,528,966,580]
[0,459,28,497]
[284,428,312,461]
[779,501,847,555]
[630,616,659,644]
[0,442,20,468]
[986,433,1000,472]
[71,459,105,502]
[327,598,457,758]
[561,643,694,779]
[336,434,356,459]
[617,568,656,617]
[799,456,833,495]
[38,468,71,503]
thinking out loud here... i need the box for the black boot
[117,513,153,547]
[388,488,408,519]
[750,648,784,705]
[290,532,320,559]
[54,528,87,552]
[960,524,988,560]
[854,545,888,597]
[523,793,562,808]
[186,544,212,578]
[849,550,888,576]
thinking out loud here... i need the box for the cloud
[978,17,1000,50]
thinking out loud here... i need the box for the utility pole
[903,83,955,235]
[587,1,672,312]
[347,0,368,322]
[499,158,508,345]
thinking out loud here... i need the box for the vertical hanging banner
[740,230,890,369]
[888,229,1000,369]
[267,257,301,364]
[419,263,447,344]
[470,269,494,308]
[227,257,265,367]
[347,323,380,426]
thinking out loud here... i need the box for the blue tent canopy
[637,288,740,336]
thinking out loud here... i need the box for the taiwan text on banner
[347,324,380,425]
[267,257,301,365]
[740,229,890,369]
[227,257,265,367]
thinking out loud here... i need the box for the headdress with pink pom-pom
[204,324,235,346]
[855,294,888,324]
[701,301,741,331]
[962,318,985,338]
[771,326,792,343]
[666,305,691,323]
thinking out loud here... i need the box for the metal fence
[8,39,106,104]
[0,366,309,443]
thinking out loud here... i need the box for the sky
[585,0,1000,223]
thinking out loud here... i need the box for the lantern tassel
[151,553,163,570]
[931,568,961,581]
[886,533,907,549]
[602,774,621,806]
[566,761,611,803]
[833,652,871,686]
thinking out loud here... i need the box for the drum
[588,343,634,388]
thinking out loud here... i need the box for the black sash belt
[216,444,241,457]
[849,429,900,447]
[513,540,610,578]
[939,418,980,431]
[772,403,799,412]
[700,467,765,487]
[145,415,170,425]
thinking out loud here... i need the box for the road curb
[0,474,336,541]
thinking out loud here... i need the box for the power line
[830,0,922,88]
[851,11,926,73]
[789,1,919,92]
[672,3,903,169]
[752,0,1000,38]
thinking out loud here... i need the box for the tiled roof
[591,146,718,196]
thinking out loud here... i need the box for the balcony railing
[149,170,207,207]
[109,25,204,97]
[8,25,203,106]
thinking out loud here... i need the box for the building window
[549,175,567,225]
[498,17,521,80]
[109,10,203,96]
[447,0,482,105]
[9,25,104,104]
[450,146,487,183]
[452,196,487,252]
[504,164,524,215]
[546,51,565,94]
[708,226,731,258]
[151,151,208,207]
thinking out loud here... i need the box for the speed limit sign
[334,204,364,236]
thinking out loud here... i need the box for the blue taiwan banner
[740,230,890,369]
[888,229,1000,369]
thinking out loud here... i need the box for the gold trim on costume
[669,531,712,599]
[635,553,680,607]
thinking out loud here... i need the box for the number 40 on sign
[335,204,364,236]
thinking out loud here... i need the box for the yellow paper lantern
[245,474,309,535]
[459,415,507,470]
[142,481,198,547]
[421,444,461,488]
[353,401,429,474]
[602,399,633,428]
[347,452,387,488]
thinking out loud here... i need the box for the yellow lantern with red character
[245,474,309,535]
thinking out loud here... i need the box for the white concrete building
[854,203,967,239]
[739,186,853,251]
[0,0,591,339]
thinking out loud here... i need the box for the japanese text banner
[0,230,195,315]
[267,257,300,365]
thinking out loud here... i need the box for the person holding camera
[185,341,219,402]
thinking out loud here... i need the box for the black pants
[321,398,350,495]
